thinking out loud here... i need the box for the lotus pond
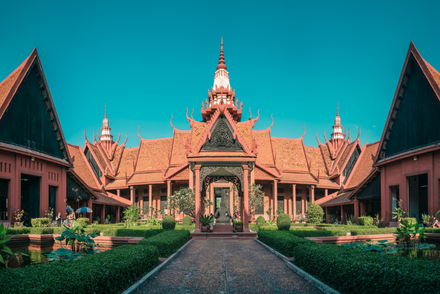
[342,239,440,261]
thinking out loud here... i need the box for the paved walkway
[140,239,323,294]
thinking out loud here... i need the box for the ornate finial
[356,126,361,141]
[300,124,306,139]
[84,128,88,142]
[105,103,107,118]
[337,101,339,116]
[249,107,252,120]
[123,133,128,145]
[217,37,227,70]
[316,132,323,145]
[137,126,142,140]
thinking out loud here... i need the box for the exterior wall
[0,149,67,224]
[381,150,440,223]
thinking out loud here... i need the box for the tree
[166,188,212,219]
[307,203,325,224]
[122,205,140,227]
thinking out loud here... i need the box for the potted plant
[234,219,243,232]
[13,210,25,228]
[422,214,433,227]
[200,214,213,232]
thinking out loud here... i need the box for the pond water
[3,243,111,269]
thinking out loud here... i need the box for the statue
[214,189,231,225]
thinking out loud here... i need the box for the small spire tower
[213,36,230,91]
[99,104,114,153]
[330,102,345,150]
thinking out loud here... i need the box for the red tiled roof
[319,190,354,206]
[128,172,164,184]
[67,144,99,190]
[237,121,252,149]
[272,138,308,172]
[191,123,206,151]
[94,192,131,206]
[304,146,327,176]
[254,166,276,179]
[320,144,333,173]
[105,178,128,189]
[170,131,190,165]
[346,142,380,189]
[337,142,354,171]
[0,62,27,110]
[280,172,317,184]
[253,130,274,165]
[117,147,139,177]
[136,138,173,172]
[110,144,124,172]
[89,144,107,172]
[317,178,340,189]
[194,151,251,157]
[168,166,189,180]
[425,60,440,90]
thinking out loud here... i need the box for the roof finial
[105,103,107,118]
[337,101,339,116]
[217,36,227,70]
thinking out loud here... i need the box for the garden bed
[258,230,440,293]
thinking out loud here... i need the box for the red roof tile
[280,172,317,184]
[253,130,274,166]
[254,166,276,179]
[67,144,99,190]
[170,131,190,165]
[128,172,164,184]
[89,144,108,172]
[117,147,139,177]
[319,190,354,206]
[110,144,124,172]
[237,121,252,149]
[304,146,327,176]
[94,192,131,206]
[105,178,128,189]
[191,123,206,151]
[136,138,173,172]
[317,178,340,189]
[272,138,308,172]
[346,142,380,189]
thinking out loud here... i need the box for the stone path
[140,239,323,294]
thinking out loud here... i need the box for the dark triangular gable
[377,43,440,161]
[0,50,70,162]
[201,114,244,152]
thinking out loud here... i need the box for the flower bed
[0,244,159,294]
[258,230,440,293]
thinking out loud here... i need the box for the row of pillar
[323,199,365,224]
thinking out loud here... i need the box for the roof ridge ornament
[137,125,143,140]
[300,124,306,139]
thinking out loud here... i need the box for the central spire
[213,37,230,90]
[217,36,227,70]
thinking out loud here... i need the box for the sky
[1,1,440,148]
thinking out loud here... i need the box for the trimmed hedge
[290,229,347,237]
[0,244,159,294]
[425,228,440,233]
[277,213,291,230]
[350,227,397,236]
[77,217,90,227]
[256,216,266,226]
[258,230,440,293]
[358,216,373,226]
[30,218,50,227]
[138,230,191,257]
[182,215,192,226]
[259,225,279,231]
[162,216,176,230]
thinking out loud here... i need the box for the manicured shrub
[30,218,50,227]
[425,228,440,233]
[350,228,397,236]
[403,217,417,226]
[357,216,373,226]
[175,225,195,231]
[182,215,192,226]
[138,230,191,257]
[77,217,90,227]
[256,216,266,226]
[0,244,159,294]
[276,213,291,230]
[162,216,176,230]
[257,230,316,256]
[306,203,324,224]
[259,225,279,231]
[290,229,347,237]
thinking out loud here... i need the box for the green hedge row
[350,227,397,236]
[289,230,345,238]
[30,218,51,227]
[138,230,191,257]
[258,230,440,293]
[0,244,159,294]
[6,226,165,237]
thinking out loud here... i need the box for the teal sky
[1,1,440,148]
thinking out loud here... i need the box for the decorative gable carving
[200,114,243,152]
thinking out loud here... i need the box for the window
[160,196,167,211]
[277,187,285,194]
[296,188,302,194]
[255,196,264,214]
[143,188,149,195]
[277,196,284,213]
[142,197,149,214]
[160,187,167,194]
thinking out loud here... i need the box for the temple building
[1,40,439,228]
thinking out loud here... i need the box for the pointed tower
[99,104,114,153]
[330,102,345,151]
[202,38,242,122]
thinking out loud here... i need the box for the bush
[0,244,159,294]
[257,230,315,256]
[358,216,373,226]
[307,203,325,224]
[276,213,291,230]
[403,217,417,226]
[350,228,397,236]
[77,217,90,227]
[259,225,279,231]
[256,216,266,226]
[30,218,50,227]
[290,229,347,237]
[162,216,176,230]
[182,215,192,226]
[138,230,191,257]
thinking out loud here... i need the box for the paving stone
[138,238,323,294]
